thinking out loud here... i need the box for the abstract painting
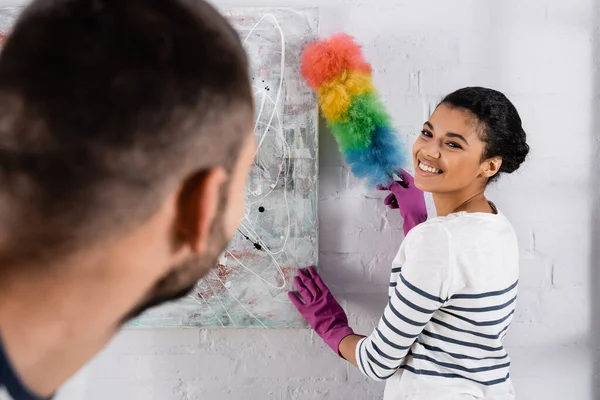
[0,6,319,328]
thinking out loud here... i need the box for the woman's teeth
[419,162,441,174]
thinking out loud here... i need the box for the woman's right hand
[377,169,428,235]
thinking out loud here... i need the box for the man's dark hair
[440,87,529,183]
[0,0,253,262]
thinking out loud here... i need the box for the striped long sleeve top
[356,209,519,400]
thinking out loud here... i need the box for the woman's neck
[432,189,492,217]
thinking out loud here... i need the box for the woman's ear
[176,167,227,254]
[481,157,502,179]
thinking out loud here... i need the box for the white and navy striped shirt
[356,209,518,399]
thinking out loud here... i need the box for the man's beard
[122,215,230,323]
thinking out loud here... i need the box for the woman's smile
[416,158,444,177]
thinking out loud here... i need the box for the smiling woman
[289,86,530,400]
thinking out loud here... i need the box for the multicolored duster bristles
[301,33,406,187]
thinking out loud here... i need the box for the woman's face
[412,104,500,193]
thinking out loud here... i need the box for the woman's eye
[447,142,462,149]
[420,130,432,138]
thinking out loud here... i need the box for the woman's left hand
[288,266,354,355]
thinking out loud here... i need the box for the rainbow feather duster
[301,33,406,187]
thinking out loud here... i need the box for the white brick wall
[1,0,597,398]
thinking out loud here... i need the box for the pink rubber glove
[288,266,354,356]
[377,169,427,235]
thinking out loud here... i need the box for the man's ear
[176,167,227,254]
[481,157,502,179]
